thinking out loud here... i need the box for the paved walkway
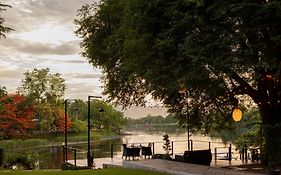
[68,158,266,175]
[122,159,266,175]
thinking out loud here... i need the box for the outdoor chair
[122,144,141,160]
[141,143,153,159]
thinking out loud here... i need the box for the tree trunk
[260,104,281,165]
[256,72,281,165]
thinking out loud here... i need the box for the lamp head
[232,107,242,122]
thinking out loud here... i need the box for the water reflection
[5,137,122,169]
[121,131,227,155]
[5,131,233,169]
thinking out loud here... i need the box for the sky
[0,0,167,118]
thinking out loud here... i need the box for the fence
[64,138,262,167]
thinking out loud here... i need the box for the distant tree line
[126,114,177,126]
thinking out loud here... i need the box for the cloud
[0,69,23,79]
[0,0,104,99]
[64,72,102,79]
[1,38,80,55]
[65,81,102,100]
[3,0,95,33]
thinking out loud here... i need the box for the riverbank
[0,131,119,151]
[0,131,122,169]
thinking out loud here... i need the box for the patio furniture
[122,144,141,160]
[183,149,212,166]
[141,143,153,159]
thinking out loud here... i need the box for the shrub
[4,153,38,170]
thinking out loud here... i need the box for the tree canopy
[75,0,281,164]
[75,0,280,127]
[17,68,67,134]
[67,99,126,132]
[17,68,65,104]
[0,94,35,139]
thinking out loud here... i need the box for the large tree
[18,68,65,104]
[0,3,13,38]
[17,68,67,134]
[75,0,281,164]
[0,94,35,139]
[68,99,126,132]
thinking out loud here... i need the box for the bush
[70,120,87,133]
[4,153,38,170]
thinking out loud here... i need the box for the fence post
[152,142,155,155]
[190,140,193,151]
[229,144,232,162]
[0,148,3,167]
[244,144,248,162]
[171,141,174,156]
[62,145,65,162]
[111,144,113,159]
[65,146,68,161]
[74,149,77,166]
[215,148,217,161]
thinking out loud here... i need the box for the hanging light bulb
[232,107,242,122]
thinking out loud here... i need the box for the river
[5,130,237,169]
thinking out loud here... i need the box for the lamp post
[87,95,102,167]
[64,99,68,162]
[64,99,77,162]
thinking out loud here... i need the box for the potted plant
[162,134,172,160]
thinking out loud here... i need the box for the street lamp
[232,97,242,122]
[232,107,242,122]
[64,99,77,162]
[87,95,102,167]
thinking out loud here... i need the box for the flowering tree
[51,106,72,133]
[0,94,35,139]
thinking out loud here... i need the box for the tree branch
[229,71,260,103]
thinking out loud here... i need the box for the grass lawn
[0,167,170,175]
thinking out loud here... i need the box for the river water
[5,131,239,169]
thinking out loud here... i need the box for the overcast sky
[0,0,102,100]
[0,0,167,118]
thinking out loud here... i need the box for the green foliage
[75,0,281,127]
[127,114,177,125]
[17,68,66,134]
[210,109,262,147]
[68,99,126,132]
[4,139,46,149]
[125,114,184,133]
[17,68,65,105]
[70,119,87,133]
[4,153,38,170]
[76,0,281,163]
[162,134,171,156]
